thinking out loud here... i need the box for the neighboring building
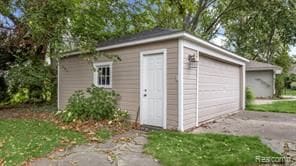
[58,28,249,131]
[289,64,296,75]
[246,61,282,98]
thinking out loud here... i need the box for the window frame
[93,62,113,88]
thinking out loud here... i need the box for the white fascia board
[62,33,183,57]
[63,31,249,66]
[183,33,249,63]
[183,40,246,66]
[96,33,184,51]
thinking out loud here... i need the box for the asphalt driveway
[194,111,296,154]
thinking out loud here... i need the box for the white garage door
[198,55,241,122]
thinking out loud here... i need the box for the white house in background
[246,61,282,98]
[58,28,249,131]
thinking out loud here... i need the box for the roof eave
[183,32,249,63]
[247,67,282,74]
[62,31,249,64]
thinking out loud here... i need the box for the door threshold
[140,125,163,131]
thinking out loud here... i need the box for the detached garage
[58,28,249,131]
[246,61,282,98]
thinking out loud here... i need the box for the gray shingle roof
[97,28,182,47]
[246,60,282,72]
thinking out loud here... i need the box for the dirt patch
[0,105,133,142]
[0,105,56,120]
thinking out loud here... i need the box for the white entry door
[141,53,165,127]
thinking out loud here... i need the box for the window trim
[93,62,113,88]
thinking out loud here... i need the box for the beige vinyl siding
[183,47,197,130]
[198,54,241,122]
[59,40,179,129]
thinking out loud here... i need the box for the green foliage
[145,131,279,166]
[275,74,285,97]
[273,53,293,97]
[0,76,8,101]
[96,128,112,141]
[5,60,55,104]
[291,82,296,90]
[58,86,127,123]
[248,101,296,114]
[0,119,85,166]
[224,1,296,61]
[113,109,129,122]
[285,74,296,89]
[245,87,255,107]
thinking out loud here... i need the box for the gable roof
[63,28,249,63]
[246,60,282,73]
[97,28,182,47]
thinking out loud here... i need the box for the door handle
[144,94,147,97]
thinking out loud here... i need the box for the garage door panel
[199,84,239,91]
[199,103,239,117]
[199,104,238,122]
[198,55,241,122]
[199,97,239,108]
[199,93,240,101]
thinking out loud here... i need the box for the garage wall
[198,54,241,122]
[183,47,198,130]
[246,71,274,98]
[58,39,179,129]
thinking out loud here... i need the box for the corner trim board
[178,39,184,131]
[57,61,60,110]
[241,65,246,110]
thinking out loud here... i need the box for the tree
[0,0,151,103]
[224,0,296,61]
[0,0,150,64]
[143,0,250,40]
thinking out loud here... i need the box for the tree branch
[204,0,238,34]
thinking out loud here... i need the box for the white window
[93,62,112,88]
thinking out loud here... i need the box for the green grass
[247,101,296,113]
[145,131,279,166]
[96,128,112,141]
[284,89,296,96]
[0,120,86,166]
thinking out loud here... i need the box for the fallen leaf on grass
[0,141,4,148]
[0,159,4,166]
[58,148,64,152]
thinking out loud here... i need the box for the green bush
[275,74,285,97]
[246,87,254,107]
[58,86,128,123]
[5,60,55,104]
[0,76,8,102]
[291,82,296,90]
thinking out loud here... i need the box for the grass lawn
[145,131,279,166]
[247,101,296,114]
[0,120,86,166]
[284,89,296,96]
